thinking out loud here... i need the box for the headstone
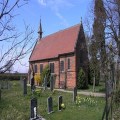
[47,97,53,114]
[50,75,54,91]
[44,76,47,90]
[73,87,77,102]
[58,96,63,111]
[30,98,42,120]
[31,75,35,92]
[23,78,27,95]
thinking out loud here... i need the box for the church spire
[81,17,82,24]
[38,19,43,39]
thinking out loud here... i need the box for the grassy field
[0,81,105,120]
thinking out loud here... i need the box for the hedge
[0,73,27,80]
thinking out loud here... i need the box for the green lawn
[0,81,105,120]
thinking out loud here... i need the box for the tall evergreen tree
[93,0,107,78]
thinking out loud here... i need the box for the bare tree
[103,0,120,90]
[0,0,34,73]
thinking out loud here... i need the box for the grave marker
[73,87,77,102]
[50,75,54,91]
[47,97,53,114]
[58,96,63,111]
[31,75,35,92]
[23,78,27,95]
[30,98,42,120]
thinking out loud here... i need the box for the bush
[0,73,27,80]
[34,73,42,85]
[77,68,88,89]
[34,89,41,97]
[40,65,50,86]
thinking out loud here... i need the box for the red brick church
[29,20,89,89]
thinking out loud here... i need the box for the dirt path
[55,89,105,97]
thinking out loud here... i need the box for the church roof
[29,24,81,62]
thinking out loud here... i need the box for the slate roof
[29,24,80,62]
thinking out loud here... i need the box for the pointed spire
[38,18,43,39]
[80,17,82,25]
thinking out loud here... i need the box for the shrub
[0,73,27,80]
[33,88,41,97]
[40,65,50,86]
[34,73,42,85]
[77,68,88,89]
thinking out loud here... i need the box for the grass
[77,81,105,93]
[0,81,105,120]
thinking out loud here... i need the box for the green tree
[41,65,50,85]
[77,68,88,89]
[93,0,107,78]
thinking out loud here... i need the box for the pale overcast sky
[12,0,92,73]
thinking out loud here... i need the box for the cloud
[37,0,74,27]
[37,0,46,6]
[56,12,69,26]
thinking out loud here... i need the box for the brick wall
[29,54,76,89]
[59,54,76,89]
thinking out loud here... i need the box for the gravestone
[44,76,47,90]
[30,98,42,120]
[73,87,77,102]
[58,96,63,111]
[47,97,53,114]
[50,75,54,91]
[23,78,27,95]
[31,75,35,92]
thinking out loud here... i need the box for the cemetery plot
[30,98,42,120]
[58,96,63,111]
[47,97,53,114]
[73,87,77,102]
[23,78,27,95]
[0,81,105,120]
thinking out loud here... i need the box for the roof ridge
[41,23,80,40]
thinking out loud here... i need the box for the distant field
[0,81,105,120]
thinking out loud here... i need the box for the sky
[11,0,92,73]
